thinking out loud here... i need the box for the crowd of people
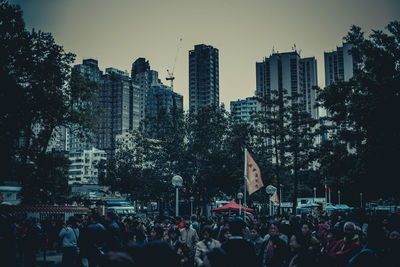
[1,209,400,267]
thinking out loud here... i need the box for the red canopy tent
[211,200,254,213]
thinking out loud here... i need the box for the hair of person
[228,217,245,236]
[201,225,213,238]
[344,221,356,231]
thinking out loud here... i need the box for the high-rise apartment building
[324,42,354,86]
[70,59,103,152]
[256,51,318,118]
[230,97,258,124]
[189,44,219,113]
[68,147,107,185]
[131,58,162,121]
[146,85,183,118]
[98,68,140,158]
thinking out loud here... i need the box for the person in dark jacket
[258,221,288,267]
[221,217,257,267]
[288,232,315,267]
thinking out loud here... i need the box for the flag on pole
[270,191,280,206]
[246,151,264,195]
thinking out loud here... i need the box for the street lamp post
[266,185,277,216]
[237,193,243,215]
[171,175,183,217]
[313,187,317,203]
[360,193,363,209]
[190,196,195,216]
[280,184,283,215]
[338,190,341,205]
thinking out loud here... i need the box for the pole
[239,199,242,215]
[329,188,331,204]
[243,147,247,222]
[279,185,282,215]
[338,190,341,205]
[313,187,316,203]
[325,185,327,204]
[270,199,272,216]
[360,193,363,209]
[175,187,179,217]
[190,201,193,217]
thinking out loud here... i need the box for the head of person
[67,217,78,228]
[250,227,260,241]
[150,225,164,241]
[301,222,312,237]
[343,221,356,240]
[183,216,191,229]
[168,226,180,241]
[228,217,245,237]
[107,212,118,222]
[202,225,213,241]
[203,248,228,267]
[289,232,308,253]
[191,215,198,222]
[269,221,280,238]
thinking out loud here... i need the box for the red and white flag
[246,151,264,195]
[270,191,280,206]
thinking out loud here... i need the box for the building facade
[256,51,318,119]
[70,59,103,152]
[189,44,219,113]
[98,68,140,158]
[131,58,162,121]
[324,43,354,86]
[68,147,106,185]
[146,85,183,118]
[230,97,258,124]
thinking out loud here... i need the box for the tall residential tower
[256,51,318,119]
[189,44,219,112]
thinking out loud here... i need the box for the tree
[0,1,100,203]
[286,93,319,213]
[317,21,400,201]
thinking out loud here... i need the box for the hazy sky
[11,0,400,110]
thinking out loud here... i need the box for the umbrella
[211,200,254,213]
[335,204,351,210]
[326,204,337,211]
[302,203,321,208]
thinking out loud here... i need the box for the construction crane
[166,38,182,91]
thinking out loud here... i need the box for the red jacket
[328,235,361,266]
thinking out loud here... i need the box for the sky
[11,0,400,110]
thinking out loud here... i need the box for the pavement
[35,250,62,266]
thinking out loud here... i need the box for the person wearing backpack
[59,217,80,266]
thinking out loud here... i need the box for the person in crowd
[149,224,164,241]
[249,226,264,257]
[85,213,107,267]
[328,221,361,266]
[180,217,199,252]
[59,217,80,266]
[259,221,288,267]
[194,225,221,266]
[221,217,257,267]
[191,215,200,235]
[288,232,315,267]
[105,212,123,251]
